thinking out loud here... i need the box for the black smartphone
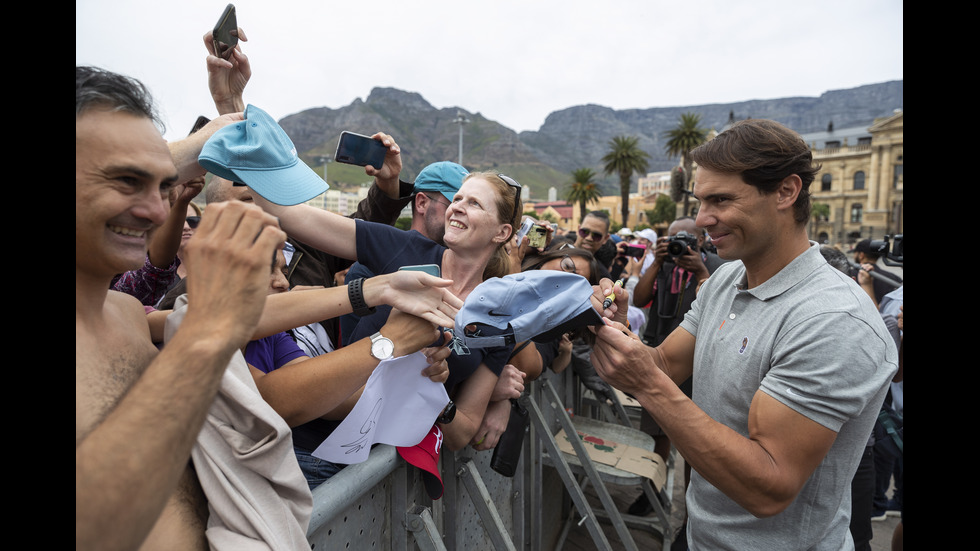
[625,244,646,258]
[334,131,387,170]
[398,264,441,277]
[212,4,238,60]
[188,115,210,136]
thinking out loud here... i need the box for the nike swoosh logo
[487,310,510,317]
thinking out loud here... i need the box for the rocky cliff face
[279,80,903,197]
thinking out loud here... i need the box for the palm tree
[664,112,709,214]
[566,167,603,222]
[601,136,650,227]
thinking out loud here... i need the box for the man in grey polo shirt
[590,119,897,550]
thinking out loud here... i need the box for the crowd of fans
[76,24,903,551]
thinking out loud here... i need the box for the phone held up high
[334,131,388,170]
[212,4,238,60]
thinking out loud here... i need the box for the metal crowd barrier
[304,368,630,550]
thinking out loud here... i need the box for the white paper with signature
[311,351,450,464]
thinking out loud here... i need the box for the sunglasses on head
[498,174,522,221]
[578,227,604,241]
[185,216,201,229]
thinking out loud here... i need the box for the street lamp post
[453,110,470,166]
[315,155,332,185]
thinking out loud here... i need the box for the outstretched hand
[364,133,402,196]
[373,270,462,329]
[203,28,251,115]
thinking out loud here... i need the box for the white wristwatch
[370,331,394,361]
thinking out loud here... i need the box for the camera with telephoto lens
[666,231,698,257]
[868,234,903,267]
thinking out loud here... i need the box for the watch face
[372,337,394,359]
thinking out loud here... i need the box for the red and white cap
[397,424,445,500]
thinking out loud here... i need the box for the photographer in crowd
[851,238,903,306]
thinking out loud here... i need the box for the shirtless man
[76,66,285,550]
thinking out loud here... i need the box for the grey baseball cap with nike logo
[455,271,604,349]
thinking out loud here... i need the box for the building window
[825,140,841,149]
[893,164,903,188]
[853,171,866,190]
[821,173,832,191]
[850,203,863,223]
[858,137,872,146]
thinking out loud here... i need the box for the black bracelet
[348,277,376,317]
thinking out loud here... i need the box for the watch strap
[348,277,376,317]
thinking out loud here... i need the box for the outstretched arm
[253,195,358,260]
[203,28,250,115]
[167,114,244,184]
[254,269,462,339]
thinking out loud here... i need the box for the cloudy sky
[77,0,903,142]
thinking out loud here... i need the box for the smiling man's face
[76,108,177,279]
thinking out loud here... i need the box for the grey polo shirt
[678,242,897,550]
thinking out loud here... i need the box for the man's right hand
[364,132,403,197]
[181,200,285,350]
[204,28,250,114]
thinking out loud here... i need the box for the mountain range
[279,80,903,200]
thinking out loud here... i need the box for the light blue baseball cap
[455,270,604,349]
[199,104,327,206]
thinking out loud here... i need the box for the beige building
[304,183,371,216]
[804,110,904,247]
[567,111,905,241]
